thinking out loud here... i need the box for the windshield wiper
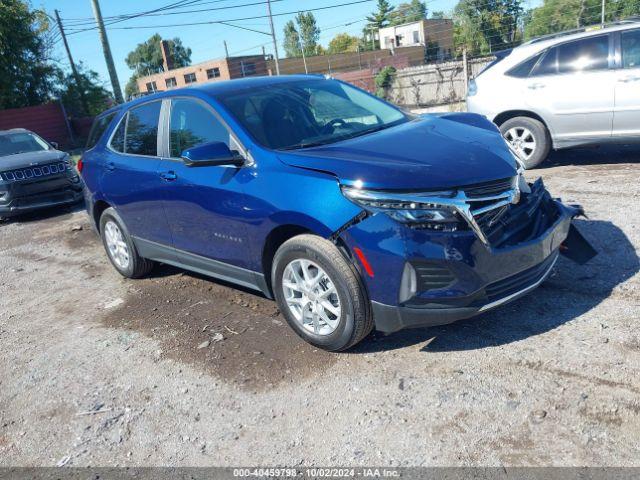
[279,139,336,150]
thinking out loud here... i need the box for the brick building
[136,41,269,94]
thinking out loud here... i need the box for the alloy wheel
[104,220,130,270]
[504,127,537,161]
[282,259,341,336]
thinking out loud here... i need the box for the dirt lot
[1,146,639,467]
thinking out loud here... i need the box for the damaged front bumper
[339,178,596,333]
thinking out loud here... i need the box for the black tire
[99,207,154,278]
[272,234,373,351]
[499,116,551,169]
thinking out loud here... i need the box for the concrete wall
[389,56,494,107]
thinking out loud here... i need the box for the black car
[0,129,83,220]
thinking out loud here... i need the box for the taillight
[76,156,84,174]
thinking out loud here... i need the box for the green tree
[453,0,524,56]
[0,0,57,109]
[55,63,114,117]
[124,33,191,98]
[364,0,395,49]
[431,11,446,19]
[296,12,320,56]
[282,12,320,58]
[390,0,428,25]
[525,0,640,38]
[283,20,301,57]
[327,33,360,54]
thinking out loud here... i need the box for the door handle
[105,161,115,171]
[527,83,546,90]
[160,171,178,181]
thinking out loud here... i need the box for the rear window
[86,112,117,150]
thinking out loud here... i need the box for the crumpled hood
[277,115,517,190]
[0,150,67,171]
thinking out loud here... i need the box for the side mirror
[50,141,59,150]
[181,142,244,167]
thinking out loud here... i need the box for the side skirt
[132,237,272,299]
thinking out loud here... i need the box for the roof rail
[524,17,640,45]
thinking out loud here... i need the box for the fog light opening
[399,262,417,303]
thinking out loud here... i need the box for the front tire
[272,234,373,351]
[500,116,551,169]
[99,207,154,278]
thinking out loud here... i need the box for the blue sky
[37,0,539,96]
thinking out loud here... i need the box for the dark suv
[81,75,593,351]
[0,129,83,220]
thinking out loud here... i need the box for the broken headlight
[341,185,463,231]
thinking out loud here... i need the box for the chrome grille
[0,162,69,182]
[463,177,515,198]
[461,177,519,244]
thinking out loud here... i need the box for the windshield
[218,79,409,150]
[0,132,50,157]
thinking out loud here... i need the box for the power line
[64,0,376,35]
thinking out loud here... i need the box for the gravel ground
[0,146,638,467]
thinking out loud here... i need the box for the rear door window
[557,35,609,73]
[621,29,640,68]
[531,48,558,76]
[125,101,162,156]
[86,112,116,149]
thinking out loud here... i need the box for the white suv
[467,22,640,168]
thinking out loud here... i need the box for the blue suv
[81,75,591,351]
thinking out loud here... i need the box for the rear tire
[99,207,154,278]
[272,234,373,351]
[499,116,551,169]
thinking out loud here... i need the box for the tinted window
[110,115,126,152]
[507,53,543,77]
[86,112,116,149]
[126,101,161,156]
[622,29,640,68]
[0,132,50,156]
[531,48,558,76]
[169,99,230,158]
[557,35,609,73]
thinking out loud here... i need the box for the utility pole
[90,0,124,103]
[266,0,280,75]
[299,36,308,74]
[601,0,606,24]
[54,9,89,115]
[223,40,229,58]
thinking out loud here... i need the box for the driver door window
[169,99,230,158]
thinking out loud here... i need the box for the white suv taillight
[467,79,477,96]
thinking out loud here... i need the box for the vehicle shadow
[0,201,84,227]
[352,219,638,353]
[541,144,640,169]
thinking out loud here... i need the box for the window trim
[106,99,164,159]
[528,33,614,78]
[159,95,248,164]
[183,72,197,84]
[206,67,221,79]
